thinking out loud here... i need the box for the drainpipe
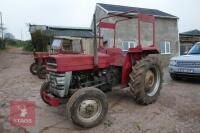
[177,19,180,56]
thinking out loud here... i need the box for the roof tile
[97,3,177,18]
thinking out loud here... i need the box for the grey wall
[155,18,179,66]
[94,6,179,66]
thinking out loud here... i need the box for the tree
[0,38,3,49]
[0,26,6,48]
[31,30,53,52]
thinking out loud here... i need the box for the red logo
[10,100,35,126]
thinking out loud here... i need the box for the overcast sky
[0,0,200,40]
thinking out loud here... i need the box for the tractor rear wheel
[129,56,163,105]
[30,63,38,75]
[37,66,47,79]
[67,87,108,128]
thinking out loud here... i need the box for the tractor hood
[35,52,49,58]
[46,53,111,72]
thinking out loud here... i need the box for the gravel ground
[0,47,200,133]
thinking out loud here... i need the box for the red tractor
[40,11,163,128]
[30,37,83,79]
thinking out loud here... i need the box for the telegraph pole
[21,28,23,46]
[0,11,4,48]
[0,12,3,40]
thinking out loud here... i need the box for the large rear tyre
[40,82,51,106]
[30,63,38,75]
[37,65,47,79]
[67,87,108,128]
[129,56,163,105]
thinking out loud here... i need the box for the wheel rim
[41,83,50,104]
[32,65,38,73]
[145,66,161,97]
[77,98,102,123]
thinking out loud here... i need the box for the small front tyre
[37,65,47,79]
[30,63,38,75]
[40,82,51,106]
[67,87,108,128]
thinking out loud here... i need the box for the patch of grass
[133,122,141,131]
[0,48,4,51]
[5,39,24,47]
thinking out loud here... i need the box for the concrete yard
[0,48,200,133]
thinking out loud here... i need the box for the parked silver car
[169,42,200,80]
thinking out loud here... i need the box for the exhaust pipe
[93,14,98,67]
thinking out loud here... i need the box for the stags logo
[10,100,35,126]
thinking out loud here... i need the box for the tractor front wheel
[67,87,108,128]
[40,82,51,106]
[30,63,38,75]
[129,56,163,105]
[37,66,47,79]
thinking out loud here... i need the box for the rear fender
[121,49,159,87]
[121,54,132,87]
[121,53,145,87]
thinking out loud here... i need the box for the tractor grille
[47,58,57,69]
[177,61,200,68]
[47,57,56,64]
[49,72,66,97]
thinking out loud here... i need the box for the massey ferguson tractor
[40,11,163,128]
[30,37,83,79]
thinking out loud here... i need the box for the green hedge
[31,30,53,52]
[1,30,53,52]
[5,39,22,47]
[22,41,33,51]
[0,38,5,49]
[2,39,33,51]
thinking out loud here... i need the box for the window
[122,41,137,51]
[62,39,73,51]
[188,42,200,55]
[51,39,62,49]
[160,41,171,54]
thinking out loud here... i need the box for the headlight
[169,60,177,66]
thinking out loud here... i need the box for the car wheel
[170,74,180,81]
